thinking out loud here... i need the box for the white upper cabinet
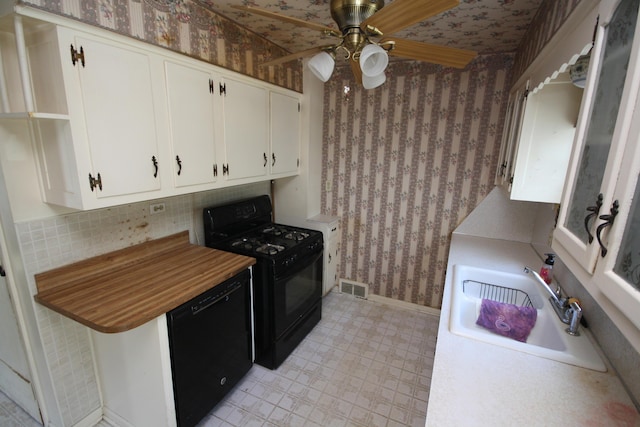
[269,91,300,177]
[27,25,165,210]
[496,83,528,189]
[592,94,640,330]
[553,0,640,331]
[509,74,582,203]
[496,0,597,203]
[62,30,163,199]
[219,76,269,182]
[553,0,640,275]
[164,60,220,189]
[0,11,302,210]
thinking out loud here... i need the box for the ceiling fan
[232,0,477,89]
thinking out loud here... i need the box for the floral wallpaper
[511,0,583,83]
[319,0,586,309]
[321,55,513,308]
[208,0,544,56]
[18,0,303,91]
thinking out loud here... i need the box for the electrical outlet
[150,203,165,215]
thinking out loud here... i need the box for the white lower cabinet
[91,317,176,427]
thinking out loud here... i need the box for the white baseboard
[330,287,441,317]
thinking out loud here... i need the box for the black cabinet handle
[596,200,619,257]
[584,193,603,243]
[176,155,182,176]
[0,265,5,277]
[263,153,267,167]
[272,153,276,167]
[152,156,158,178]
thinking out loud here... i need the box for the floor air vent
[339,278,369,299]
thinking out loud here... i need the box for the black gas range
[203,195,323,369]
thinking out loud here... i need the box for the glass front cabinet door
[591,91,640,330]
[553,0,640,329]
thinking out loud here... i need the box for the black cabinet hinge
[213,164,218,177]
[89,173,102,191]
[70,44,85,67]
[209,79,214,94]
[219,83,226,96]
[298,102,301,112]
[223,164,229,175]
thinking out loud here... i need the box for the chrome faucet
[523,266,582,336]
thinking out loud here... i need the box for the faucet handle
[566,297,582,336]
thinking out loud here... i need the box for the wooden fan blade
[383,38,476,69]
[362,0,458,36]
[260,46,332,67]
[351,60,363,85]
[232,5,341,37]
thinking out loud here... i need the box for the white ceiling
[202,0,545,59]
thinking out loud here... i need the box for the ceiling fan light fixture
[359,43,388,77]
[362,71,386,90]
[308,51,336,82]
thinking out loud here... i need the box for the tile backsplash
[16,182,268,425]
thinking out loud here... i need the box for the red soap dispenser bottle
[540,253,555,285]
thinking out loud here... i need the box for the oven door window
[273,250,323,339]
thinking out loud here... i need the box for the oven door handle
[274,249,323,282]
[192,282,243,316]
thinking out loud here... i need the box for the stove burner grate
[231,237,258,251]
[256,243,285,255]
[284,231,310,241]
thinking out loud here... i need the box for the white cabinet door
[67,31,162,199]
[553,0,640,275]
[164,61,219,189]
[510,77,581,203]
[496,83,528,188]
[270,92,300,177]
[220,77,268,181]
[592,90,640,330]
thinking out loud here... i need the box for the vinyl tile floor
[0,291,440,427]
[200,291,440,427]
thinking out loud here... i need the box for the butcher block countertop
[34,231,255,333]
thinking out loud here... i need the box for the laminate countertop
[34,231,255,333]
[426,233,640,426]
